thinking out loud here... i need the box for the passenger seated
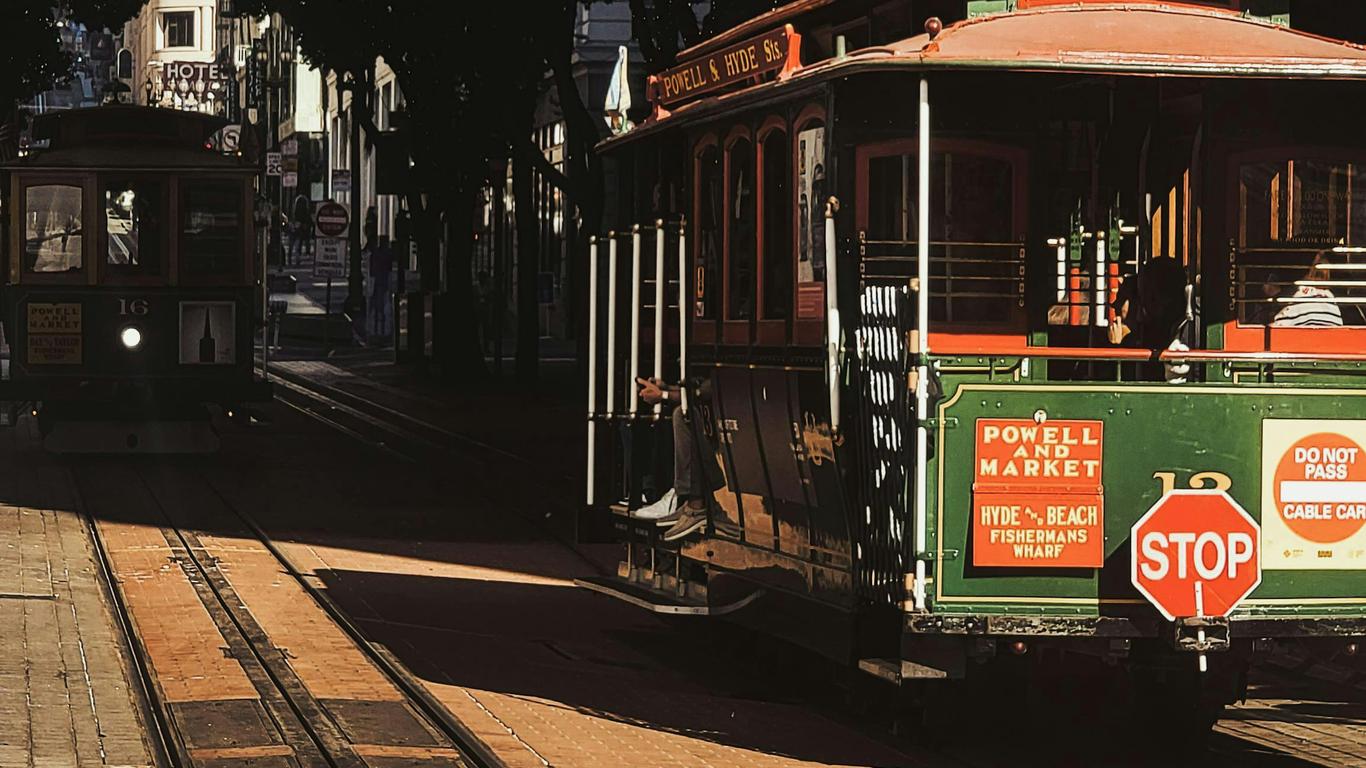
[1108,256,1193,381]
[632,377,727,542]
[1271,251,1344,328]
[1123,256,1190,350]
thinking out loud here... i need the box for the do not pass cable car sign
[1130,490,1261,621]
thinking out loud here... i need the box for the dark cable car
[0,105,269,451]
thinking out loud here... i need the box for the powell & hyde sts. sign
[649,24,802,107]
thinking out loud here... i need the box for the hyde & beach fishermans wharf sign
[649,24,803,108]
[971,418,1106,568]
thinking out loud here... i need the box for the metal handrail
[861,238,1026,248]
[932,345,1366,364]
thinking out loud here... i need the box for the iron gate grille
[850,279,911,607]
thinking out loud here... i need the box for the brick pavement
[0,428,155,768]
[259,533,932,768]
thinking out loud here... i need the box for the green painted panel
[967,0,1014,19]
[929,378,1366,617]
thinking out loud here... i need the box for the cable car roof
[3,105,249,171]
[877,3,1366,78]
[604,3,1366,150]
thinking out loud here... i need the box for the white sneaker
[631,488,677,521]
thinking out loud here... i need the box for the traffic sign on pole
[315,238,347,277]
[1130,489,1261,622]
[265,152,282,176]
[314,201,349,238]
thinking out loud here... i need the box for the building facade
[123,0,224,112]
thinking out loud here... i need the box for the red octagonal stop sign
[1130,489,1262,622]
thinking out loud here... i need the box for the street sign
[282,138,299,156]
[283,155,299,173]
[282,172,298,189]
[1262,421,1366,569]
[314,201,349,238]
[332,172,351,194]
[1131,490,1261,622]
[220,125,241,153]
[266,152,282,177]
[315,238,347,278]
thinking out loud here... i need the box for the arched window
[693,138,722,322]
[725,131,757,322]
[793,109,827,336]
[759,123,792,323]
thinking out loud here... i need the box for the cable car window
[761,129,792,320]
[104,177,164,274]
[181,182,241,278]
[696,144,722,320]
[1237,159,1366,327]
[727,136,756,320]
[24,184,84,274]
[796,123,826,285]
[864,151,1017,324]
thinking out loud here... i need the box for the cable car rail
[73,459,503,768]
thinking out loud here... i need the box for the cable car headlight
[120,326,143,350]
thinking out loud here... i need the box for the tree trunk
[441,180,489,388]
[514,155,540,388]
[549,5,607,389]
[346,72,365,318]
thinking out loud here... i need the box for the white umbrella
[604,45,632,134]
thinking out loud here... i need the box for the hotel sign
[651,25,800,107]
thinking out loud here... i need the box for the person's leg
[661,403,709,539]
[672,403,700,500]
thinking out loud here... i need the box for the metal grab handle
[629,226,642,414]
[605,233,619,417]
[677,217,688,416]
[824,197,841,435]
[653,219,666,417]
[586,236,600,506]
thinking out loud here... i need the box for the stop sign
[1130,490,1261,621]
[315,201,349,238]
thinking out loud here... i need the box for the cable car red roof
[606,3,1366,150]
[871,3,1366,77]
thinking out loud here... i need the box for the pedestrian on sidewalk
[369,234,395,338]
[289,193,313,266]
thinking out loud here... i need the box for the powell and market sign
[649,24,802,108]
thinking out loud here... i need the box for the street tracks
[74,458,504,768]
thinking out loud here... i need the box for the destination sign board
[651,25,800,107]
[27,302,82,365]
[971,418,1105,568]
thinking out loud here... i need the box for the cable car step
[574,575,763,616]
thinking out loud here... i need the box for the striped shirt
[1273,286,1344,328]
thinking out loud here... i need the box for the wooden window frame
[792,104,827,347]
[1223,145,1366,354]
[756,115,790,346]
[13,173,96,286]
[722,124,755,346]
[96,172,174,287]
[853,137,1029,354]
[177,174,254,287]
[692,133,721,344]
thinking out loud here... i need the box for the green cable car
[581,1,1366,731]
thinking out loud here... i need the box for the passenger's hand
[637,377,663,405]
